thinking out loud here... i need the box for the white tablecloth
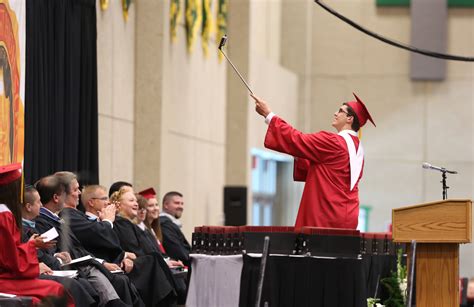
[186,254,243,307]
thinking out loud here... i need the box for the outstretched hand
[30,234,56,249]
[250,94,271,118]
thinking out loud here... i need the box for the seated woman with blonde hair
[111,187,180,306]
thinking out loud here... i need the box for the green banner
[216,0,228,61]
[202,0,213,57]
[376,0,474,7]
[170,0,180,42]
[185,0,201,53]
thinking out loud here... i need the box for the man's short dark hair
[24,185,38,206]
[343,103,360,132]
[109,181,133,197]
[162,191,183,205]
[35,176,65,204]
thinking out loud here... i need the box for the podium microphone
[422,162,458,174]
[218,35,254,95]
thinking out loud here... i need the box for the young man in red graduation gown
[251,93,375,229]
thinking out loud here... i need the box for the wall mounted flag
[122,0,132,21]
[100,0,109,10]
[201,0,213,57]
[185,0,202,53]
[170,0,181,42]
[0,0,25,168]
[216,0,228,61]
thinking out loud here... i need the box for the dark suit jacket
[113,216,177,306]
[21,224,62,270]
[160,215,191,266]
[35,208,92,259]
[59,208,124,264]
[34,208,143,307]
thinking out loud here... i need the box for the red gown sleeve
[293,158,309,182]
[264,116,341,163]
[0,211,39,279]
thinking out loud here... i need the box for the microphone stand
[441,171,448,200]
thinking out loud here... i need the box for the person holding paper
[0,165,73,306]
[22,186,69,266]
[251,93,375,229]
[35,174,143,307]
[22,185,99,306]
[69,183,180,307]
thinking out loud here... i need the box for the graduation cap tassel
[20,168,24,203]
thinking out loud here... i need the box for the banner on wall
[100,0,109,10]
[216,0,227,61]
[0,0,25,170]
[185,0,202,53]
[122,0,132,21]
[201,0,213,57]
[170,0,180,42]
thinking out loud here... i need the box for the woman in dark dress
[111,188,179,307]
[136,194,187,304]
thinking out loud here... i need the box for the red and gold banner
[0,0,25,168]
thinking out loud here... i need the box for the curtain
[24,0,98,185]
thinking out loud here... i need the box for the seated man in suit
[60,178,177,307]
[21,185,98,306]
[34,174,143,307]
[0,166,70,305]
[160,191,191,267]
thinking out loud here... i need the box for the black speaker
[223,186,247,226]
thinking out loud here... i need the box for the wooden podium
[392,199,472,307]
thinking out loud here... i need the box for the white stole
[338,130,364,191]
[0,204,10,213]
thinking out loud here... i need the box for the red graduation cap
[0,163,22,185]
[138,187,157,200]
[346,93,376,128]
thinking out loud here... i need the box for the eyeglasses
[338,108,350,116]
[91,196,109,201]
[338,108,349,115]
[138,208,147,213]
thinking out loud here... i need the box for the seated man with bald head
[21,185,98,306]
[71,184,178,307]
[35,173,143,307]
[65,184,131,265]
[34,176,136,306]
